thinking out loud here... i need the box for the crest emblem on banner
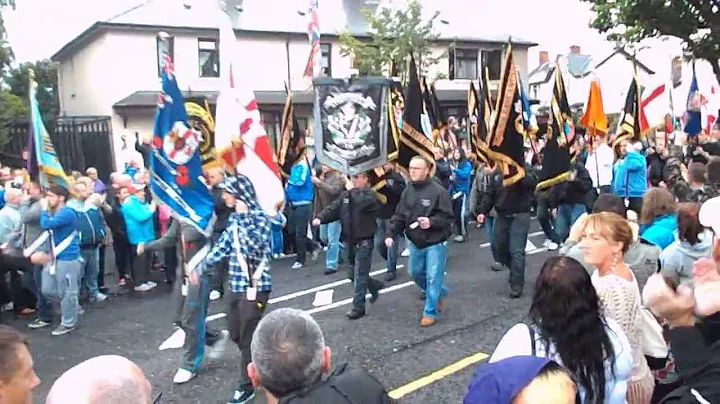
[314,77,392,175]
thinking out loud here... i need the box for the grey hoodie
[659,230,713,284]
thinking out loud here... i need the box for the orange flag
[580,80,609,136]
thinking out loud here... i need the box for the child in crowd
[269,202,287,259]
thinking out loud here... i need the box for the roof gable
[594,47,655,75]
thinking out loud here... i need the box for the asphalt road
[7,222,554,404]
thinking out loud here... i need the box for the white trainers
[291,261,304,270]
[134,283,153,292]
[209,290,221,301]
[401,248,410,257]
[181,284,188,296]
[94,292,108,302]
[146,281,158,287]
[547,242,559,251]
[173,368,196,384]
[206,330,230,360]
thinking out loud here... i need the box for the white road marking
[305,281,416,315]
[479,230,544,248]
[206,313,226,322]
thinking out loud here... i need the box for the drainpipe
[286,37,292,90]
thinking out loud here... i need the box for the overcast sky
[4,0,681,70]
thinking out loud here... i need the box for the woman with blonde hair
[580,212,655,403]
[639,188,677,249]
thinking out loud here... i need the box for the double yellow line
[388,351,489,400]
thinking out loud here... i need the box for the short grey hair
[251,308,325,398]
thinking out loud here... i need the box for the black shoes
[384,272,397,282]
[323,268,337,275]
[346,309,365,320]
[509,289,523,299]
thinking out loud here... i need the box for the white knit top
[591,270,652,384]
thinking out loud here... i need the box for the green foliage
[7,60,60,120]
[582,0,720,81]
[0,90,27,145]
[0,0,16,77]
[338,0,442,78]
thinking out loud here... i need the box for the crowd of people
[0,123,719,403]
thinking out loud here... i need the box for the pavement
[6,222,555,404]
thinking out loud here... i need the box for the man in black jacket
[313,171,384,320]
[385,156,454,327]
[433,146,452,190]
[375,161,406,281]
[477,164,538,298]
[548,160,593,243]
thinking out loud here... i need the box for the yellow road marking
[388,351,489,399]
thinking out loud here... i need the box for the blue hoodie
[452,160,473,195]
[464,356,554,404]
[40,206,80,261]
[611,151,647,198]
[640,213,678,249]
[120,195,155,245]
[285,160,314,205]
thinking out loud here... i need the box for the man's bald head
[47,355,152,404]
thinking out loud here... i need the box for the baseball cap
[699,196,720,235]
[464,356,554,404]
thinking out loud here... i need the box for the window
[261,111,282,149]
[198,38,220,78]
[320,43,332,76]
[156,36,174,77]
[454,48,478,80]
[482,49,503,81]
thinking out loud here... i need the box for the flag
[420,77,447,146]
[684,63,706,137]
[184,96,217,167]
[580,80,608,136]
[217,8,284,215]
[704,85,717,133]
[397,55,436,173]
[303,0,321,77]
[639,83,666,130]
[613,77,646,150]
[386,80,402,161]
[537,65,573,190]
[277,90,305,178]
[468,81,490,165]
[486,45,527,186]
[28,70,68,190]
[149,52,214,235]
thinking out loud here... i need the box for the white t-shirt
[586,143,615,188]
[490,317,633,404]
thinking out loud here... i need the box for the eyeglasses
[153,392,162,403]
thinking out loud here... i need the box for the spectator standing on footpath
[312,165,345,276]
[611,139,647,214]
[120,185,156,292]
[285,147,315,270]
[85,167,106,195]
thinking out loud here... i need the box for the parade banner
[538,66,574,190]
[277,90,306,178]
[150,52,215,235]
[397,55,436,175]
[184,96,217,168]
[313,76,392,175]
[468,81,490,165]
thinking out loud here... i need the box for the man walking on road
[385,156,454,327]
[313,170,384,320]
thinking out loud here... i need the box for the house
[51,0,537,169]
[528,46,655,114]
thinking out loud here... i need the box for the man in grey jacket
[312,166,345,275]
[560,193,660,287]
[469,162,498,265]
[21,181,54,329]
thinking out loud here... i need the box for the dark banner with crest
[313,77,392,176]
[184,96,217,168]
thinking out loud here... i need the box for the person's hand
[551,208,557,218]
[311,218,321,227]
[692,258,720,317]
[384,237,393,248]
[188,270,199,285]
[643,273,696,328]
[29,252,52,265]
[476,214,485,224]
[567,213,588,242]
[136,243,145,256]
[659,181,667,188]
[311,176,321,185]
[418,217,430,230]
[40,198,48,211]
[235,200,248,213]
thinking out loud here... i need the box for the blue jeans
[32,265,53,322]
[374,218,398,274]
[348,239,383,311]
[271,224,284,255]
[323,221,341,270]
[42,260,82,328]
[555,203,586,243]
[493,212,531,292]
[536,193,560,244]
[80,247,100,298]
[181,273,212,372]
[486,216,495,244]
[408,241,448,319]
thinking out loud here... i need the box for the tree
[338,0,441,78]
[0,0,15,78]
[582,0,720,82]
[7,60,60,120]
[0,91,27,145]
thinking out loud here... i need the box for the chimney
[539,51,549,65]
[570,45,581,54]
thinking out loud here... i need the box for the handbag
[641,306,669,359]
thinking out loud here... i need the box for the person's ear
[321,347,332,374]
[247,363,261,388]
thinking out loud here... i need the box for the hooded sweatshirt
[640,213,678,250]
[659,229,713,284]
[464,356,556,404]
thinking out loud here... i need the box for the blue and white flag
[684,65,706,137]
[28,71,68,190]
[150,53,215,235]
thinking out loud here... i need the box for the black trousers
[228,291,269,392]
[113,236,132,280]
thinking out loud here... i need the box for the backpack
[76,208,106,246]
[278,363,394,404]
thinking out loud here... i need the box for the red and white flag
[703,85,718,133]
[216,9,284,215]
[303,0,321,77]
